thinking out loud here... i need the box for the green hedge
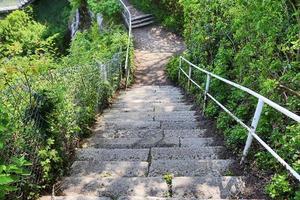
[165,0,300,199]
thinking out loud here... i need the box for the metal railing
[178,56,300,182]
[119,0,132,87]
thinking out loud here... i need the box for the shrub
[166,0,300,198]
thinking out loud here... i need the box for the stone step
[151,147,225,160]
[61,176,245,199]
[155,115,196,122]
[95,129,163,138]
[126,85,180,91]
[164,129,206,138]
[119,92,183,97]
[172,176,245,199]
[112,102,190,109]
[105,105,193,113]
[70,161,148,177]
[103,111,196,118]
[116,99,184,103]
[117,196,253,200]
[161,121,199,129]
[62,177,168,198]
[40,196,111,200]
[131,14,153,21]
[87,137,179,148]
[117,94,183,100]
[148,159,234,177]
[95,129,207,139]
[76,148,149,161]
[180,138,215,147]
[97,121,200,130]
[154,105,193,112]
[102,116,197,122]
[132,16,154,26]
[101,121,161,130]
[103,115,154,121]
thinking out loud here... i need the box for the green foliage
[0,156,31,200]
[266,174,292,199]
[32,0,71,54]
[0,10,57,58]
[130,0,183,32]
[163,173,173,185]
[166,0,300,198]
[165,56,180,81]
[0,4,130,199]
[87,0,121,17]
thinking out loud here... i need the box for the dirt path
[125,2,185,85]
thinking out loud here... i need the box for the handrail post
[178,57,181,83]
[203,74,211,114]
[187,64,192,89]
[241,98,264,164]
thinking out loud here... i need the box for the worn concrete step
[61,176,245,199]
[148,159,234,177]
[155,115,196,122]
[97,121,200,130]
[103,111,196,118]
[62,177,168,198]
[132,16,154,26]
[118,94,183,99]
[87,137,179,148]
[126,85,180,90]
[103,113,154,120]
[151,147,225,160]
[119,92,183,97]
[164,129,206,138]
[112,102,190,109]
[180,138,215,147]
[117,93,183,99]
[131,14,153,21]
[70,161,148,177]
[76,148,149,161]
[117,99,184,103]
[154,105,193,112]
[40,196,111,200]
[95,129,163,138]
[105,105,193,113]
[161,121,199,129]
[100,121,161,130]
[117,197,252,200]
[172,176,245,199]
[102,116,197,122]
[95,129,207,139]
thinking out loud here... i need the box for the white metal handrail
[178,56,300,182]
[119,0,132,87]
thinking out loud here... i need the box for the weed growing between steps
[0,1,132,198]
[163,173,174,197]
[165,0,300,199]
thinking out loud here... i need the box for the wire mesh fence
[0,50,126,197]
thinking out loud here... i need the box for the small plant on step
[163,172,173,197]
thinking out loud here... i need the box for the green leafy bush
[0,4,130,198]
[166,0,300,198]
[87,0,121,17]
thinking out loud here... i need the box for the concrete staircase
[121,1,155,29]
[41,85,247,200]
